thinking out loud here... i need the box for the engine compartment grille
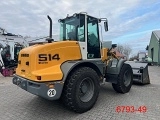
[21,54,29,57]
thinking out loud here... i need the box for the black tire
[112,63,133,93]
[61,67,100,113]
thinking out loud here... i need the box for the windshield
[59,14,85,42]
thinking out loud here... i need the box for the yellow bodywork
[16,41,82,82]
[101,48,108,63]
[101,48,119,66]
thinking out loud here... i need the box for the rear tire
[61,67,100,113]
[112,63,133,93]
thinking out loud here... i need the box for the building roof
[153,30,160,41]
[138,50,148,54]
[26,35,59,42]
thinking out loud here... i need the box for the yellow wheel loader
[13,12,139,113]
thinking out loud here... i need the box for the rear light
[37,76,41,80]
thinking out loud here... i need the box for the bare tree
[117,44,124,54]
[116,44,132,60]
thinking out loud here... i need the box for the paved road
[0,66,160,120]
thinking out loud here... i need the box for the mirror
[104,21,108,31]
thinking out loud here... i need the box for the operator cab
[14,44,24,62]
[58,13,108,60]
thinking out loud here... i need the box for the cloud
[105,5,160,39]
[0,0,160,54]
[0,0,143,36]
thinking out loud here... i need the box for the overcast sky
[0,0,160,55]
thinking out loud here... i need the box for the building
[0,27,25,47]
[0,27,59,47]
[138,50,148,61]
[148,30,160,65]
[25,34,59,44]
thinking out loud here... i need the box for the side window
[77,26,85,42]
[87,17,101,59]
[77,15,85,42]
[88,23,99,47]
[66,24,76,40]
[59,14,85,42]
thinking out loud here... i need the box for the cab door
[87,16,101,59]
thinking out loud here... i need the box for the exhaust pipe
[46,15,54,43]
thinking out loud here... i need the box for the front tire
[112,63,133,93]
[61,67,100,113]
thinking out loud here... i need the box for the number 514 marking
[38,54,60,61]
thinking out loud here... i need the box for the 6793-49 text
[115,106,147,113]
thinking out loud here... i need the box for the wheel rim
[79,77,94,102]
[123,70,131,87]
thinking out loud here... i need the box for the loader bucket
[125,61,150,85]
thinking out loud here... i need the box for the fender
[60,60,106,82]
[106,59,126,74]
[105,59,126,84]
